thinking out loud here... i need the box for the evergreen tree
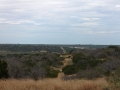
[0,59,9,79]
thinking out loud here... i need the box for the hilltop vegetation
[0,44,63,53]
[0,45,120,90]
[1,53,64,80]
[1,44,120,53]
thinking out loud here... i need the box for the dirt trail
[55,54,73,78]
[51,54,72,70]
[60,47,66,54]
[60,54,72,70]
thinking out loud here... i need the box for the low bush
[62,65,77,75]
[77,68,102,79]
[46,70,59,78]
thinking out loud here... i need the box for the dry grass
[0,78,107,90]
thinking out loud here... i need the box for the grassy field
[0,78,107,90]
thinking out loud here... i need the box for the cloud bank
[0,0,120,44]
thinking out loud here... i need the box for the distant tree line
[0,44,63,53]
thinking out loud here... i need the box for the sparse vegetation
[0,45,120,89]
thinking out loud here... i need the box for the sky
[0,0,120,44]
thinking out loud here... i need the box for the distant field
[0,51,39,56]
[0,78,107,90]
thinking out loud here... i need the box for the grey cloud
[0,0,120,44]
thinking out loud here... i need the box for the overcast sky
[0,0,120,44]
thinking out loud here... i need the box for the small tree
[0,59,9,79]
[46,70,59,78]
[73,53,86,63]
[62,65,76,75]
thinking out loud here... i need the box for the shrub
[0,59,9,79]
[62,65,77,75]
[115,66,120,78]
[106,67,120,90]
[88,60,103,67]
[73,53,86,63]
[46,70,59,78]
[108,46,120,51]
[77,68,102,79]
